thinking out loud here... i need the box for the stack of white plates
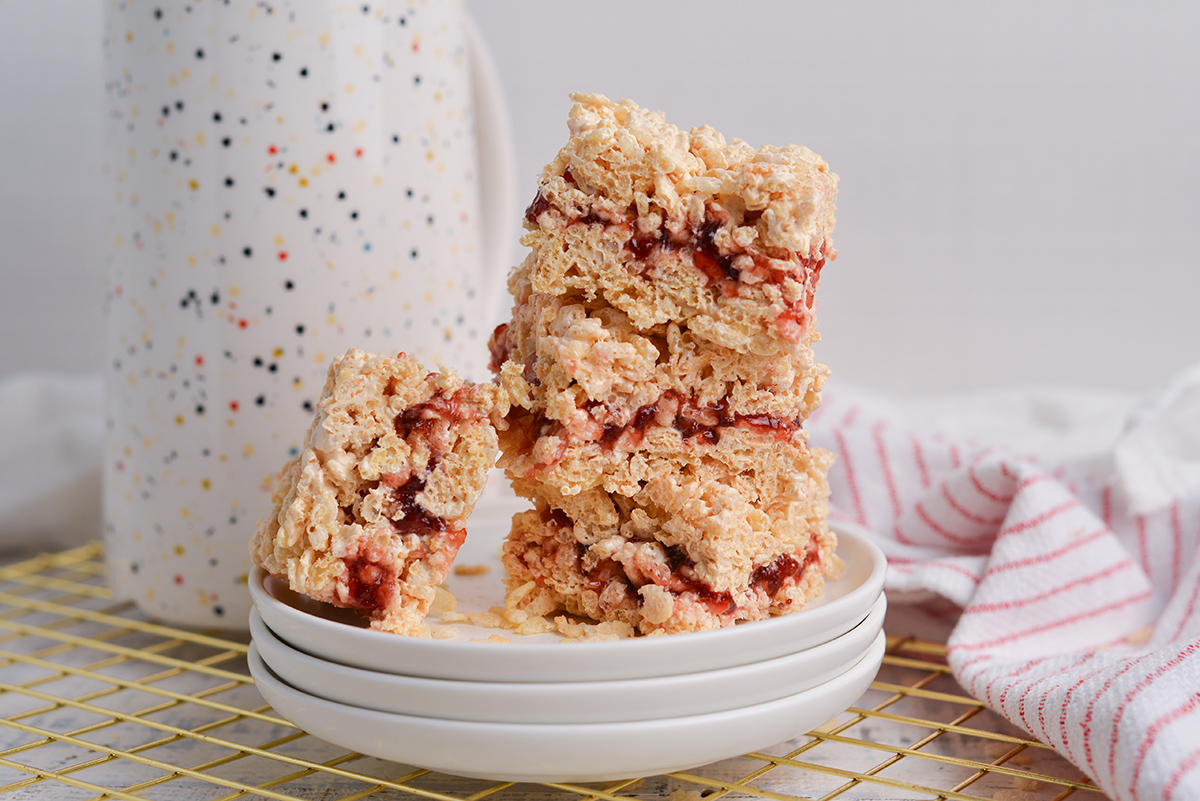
[248,504,887,783]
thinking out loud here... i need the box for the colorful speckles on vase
[101,0,512,629]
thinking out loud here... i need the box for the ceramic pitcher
[101,0,514,628]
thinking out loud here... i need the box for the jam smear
[545,507,573,530]
[584,557,623,592]
[570,533,818,621]
[390,474,446,537]
[395,387,487,441]
[750,554,801,597]
[594,399,661,447]
[664,544,689,573]
[487,323,511,373]
[692,221,741,284]
[674,410,721,444]
[599,420,624,446]
[624,219,743,295]
[524,191,552,223]
[750,537,822,598]
[531,391,800,459]
[344,559,391,611]
[625,232,658,261]
[597,391,798,448]
[395,405,438,441]
[523,172,578,224]
[667,573,735,616]
[740,414,789,432]
[577,209,610,227]
[697,586,737,616]
[654,545,736,616]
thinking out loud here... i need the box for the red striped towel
[808,369,1200,801]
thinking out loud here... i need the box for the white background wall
[3,1,1198,396]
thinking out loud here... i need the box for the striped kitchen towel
[807,364,1200,801]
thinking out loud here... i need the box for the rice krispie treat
[516,93,837,353]
[502,440,837,633]
[492,290,827,495]
[504,506,838,634]
[490,94,842,634]
[251,348,506,636]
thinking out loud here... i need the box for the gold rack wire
[0,543,1107,801]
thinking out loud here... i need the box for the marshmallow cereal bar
[250,348,506,636]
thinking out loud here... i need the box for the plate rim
[250,524,887,682]
[248,633,885,782]
[249,593,887,722]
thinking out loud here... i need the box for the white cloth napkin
[0,372,104,552]
[1114,361,1200,517]
[808,365,1200,801]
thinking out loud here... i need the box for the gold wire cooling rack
[0,543,1108,801]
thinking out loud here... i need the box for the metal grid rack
[0,543,1107,801]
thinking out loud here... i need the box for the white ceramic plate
[250,592,885,723]
[249,500,886,682]
[249,631,885,783]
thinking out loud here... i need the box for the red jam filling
[510,391,801,471]
[337,388,491,615]
[389,392,477,534]
[487,323,511,373]
[751,536,822,598]
[524,191,554,223]
[522,184,828,338]
[383,473,446,537]
[343,557,394,611]
[340,474,447,614]
[394,387,486,441]
[588,390,800,450]
[543,510,823,620]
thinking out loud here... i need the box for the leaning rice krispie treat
[251,348,506,636]
[516,92,837,353]
[490,94,842,635]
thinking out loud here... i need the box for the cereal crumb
[993,791,1038,801]
[505,580,537,609]
[668,791,704,801]
[430,625,461,639]
[453,563,490,576]
[515,616,556,636]
[1125,625,1155,645]
[554,616,636,640]
[470,609,506,628]
[503,607,530,625]
[429,586,457,615]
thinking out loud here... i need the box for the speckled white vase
[101,0,514,629]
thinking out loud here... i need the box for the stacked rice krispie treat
[490,94,842,635]
[251,348,507,635]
